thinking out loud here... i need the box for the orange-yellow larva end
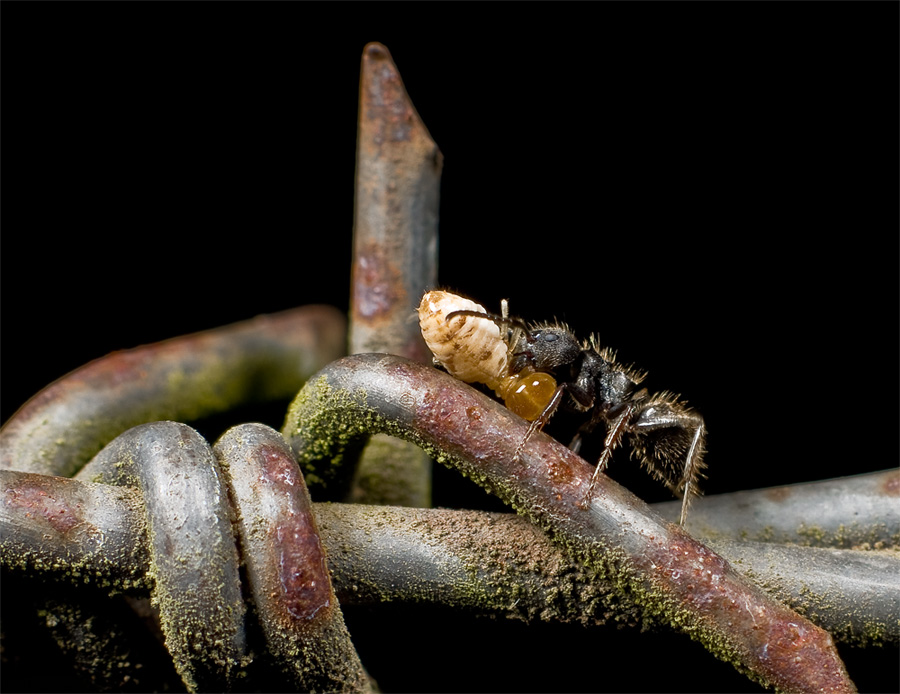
[502,371,558,421]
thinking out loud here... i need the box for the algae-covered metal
[282,353,858,694]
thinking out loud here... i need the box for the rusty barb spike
[350,41,442,363]
[348,41,442,508]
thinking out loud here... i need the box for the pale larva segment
[418,290,509,388]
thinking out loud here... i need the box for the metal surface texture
[4,469,897,649]
[350,42,441,362]
[282,353,861,693]
[347,42,440,508]
[215,424,371,692]
[2,40,898,694]
[0,306,346,478]
[78,422,248,692]
[654,469,900,548]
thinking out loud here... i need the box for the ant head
[514,325,582,372]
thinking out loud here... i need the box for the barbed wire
[2,42,897,693]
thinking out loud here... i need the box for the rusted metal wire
[214,423,372,692]
[2,341,896,691]
[77,421,248,692]
[4,323,890,690]
[348,42,441,508]
[4,469,897,649]
[696,538,898,647]
[350,42,441,363]
[0,305,346,478]
[3,421,373,692]
[282,353,857,693]
[2,40,897,694]
[654,469,900,548]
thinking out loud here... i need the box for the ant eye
[542,333,559,342]
[503,372,557,421]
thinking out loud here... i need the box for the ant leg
[630,404,706,526]
[446,308,503,322]
[568,417,600,456]
[445,308,530,335]
[578,405,635,509]
[569,431,585,456]
[680,424,705,524]
[512,383,567,462]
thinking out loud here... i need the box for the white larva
[418,290,558,422]
[417,290,508,386]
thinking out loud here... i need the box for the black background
[2,3,897,693]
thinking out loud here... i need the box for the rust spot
[275,525,331,621]
[256,445,332,622]
[759,617,823,680]
[881,471,900,496]
[4,482,81,534]
[80,349,153,389]
[642,535,732,612]
[361,43,415,144]
[764,485,792,502]
[636,530,849,689]
[417,384,491,457]
[351,241,406,321]
[545,456,576,487]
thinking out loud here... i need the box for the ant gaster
[447,298,707,526]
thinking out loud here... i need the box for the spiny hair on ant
[418,289,707,525]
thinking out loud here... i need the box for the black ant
[419,290,706,525]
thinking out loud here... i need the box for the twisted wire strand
[6,466,896,649]
[77,421,248,692]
